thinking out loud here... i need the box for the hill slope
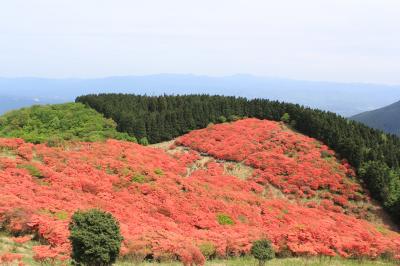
[351,100,400,136]
[1,119,399,264]
[77,94,400,222]
[0,103,136,144]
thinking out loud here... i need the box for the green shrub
[216,213,234,225]
[250,239,275,266]
[69,209,123,266]
[55,210,69,221]
[227,115,241,122]
[131,174,147,183]
[154,168,164,175]
[139,137,149,146]
[217,115,227,123]
[321,150,332,159]
[198,242,216,259]
[280,113,290,123]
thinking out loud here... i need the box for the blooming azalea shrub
[0,120,400,264]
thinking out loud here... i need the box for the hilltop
[0,119,399,265]
[77,94,400,223]
[352,100,400,136]
[0,103,136,144]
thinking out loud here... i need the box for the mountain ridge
[2,74,400,116]
[352,100,400,136]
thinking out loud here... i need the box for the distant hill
[2,74,400,116]
[0,95,63,114]
[351,100,400,136]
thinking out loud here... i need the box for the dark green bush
[69,209,123,266]
[250,239,275,266]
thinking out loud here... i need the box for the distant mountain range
[0,95,65,115]
[1,74,400,116]
[351,100,400,136]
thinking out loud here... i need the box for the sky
[1,0,400,84]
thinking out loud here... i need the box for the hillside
[0,103,136,144]
[77,94,400,223]
[352,100,400,136]
[1,119,400,265]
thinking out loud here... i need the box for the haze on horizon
[1,0,400,85]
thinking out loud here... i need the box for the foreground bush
[251,239,275,266]
[69,209,123,266]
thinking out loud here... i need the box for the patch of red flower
[0,119,399,265]
[12,235,31,244]
[0,253,23,264]
[177,119,367,216]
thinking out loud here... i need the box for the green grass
[0,232,38,266]
[116,256,398,266]
[0,232,397,266]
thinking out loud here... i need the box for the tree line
[76,94,400,223]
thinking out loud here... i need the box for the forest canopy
[76,93,400,222]
[0,102,136,144]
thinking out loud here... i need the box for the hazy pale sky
[1,0,400,84]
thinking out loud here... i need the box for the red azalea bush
[0,119,399,264]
